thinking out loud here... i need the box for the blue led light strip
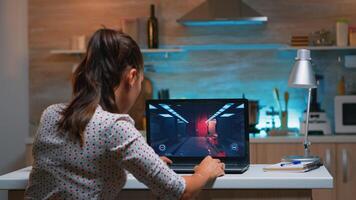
[180,18,267,26]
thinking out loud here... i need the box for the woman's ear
[127,68,138,87]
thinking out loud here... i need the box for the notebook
[263,161,322,172]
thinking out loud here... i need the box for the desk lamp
[284,49,321,163]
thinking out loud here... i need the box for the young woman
[25,28,225,200]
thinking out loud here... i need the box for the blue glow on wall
[143,49,307,131]
[256,107,301,130]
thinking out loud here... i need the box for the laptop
[146,99,249,174]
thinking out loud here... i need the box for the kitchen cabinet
[251,142,356,200]
[309,144,336,200]
[251,143,337,200]
[253,143,337,200]
[249,143,257,164]
[25,143,33,166]
[336,144,356,200]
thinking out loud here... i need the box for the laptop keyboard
[170,163,249,174]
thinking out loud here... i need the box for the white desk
[0,165,333,200]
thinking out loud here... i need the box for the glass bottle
[147,4,158,48]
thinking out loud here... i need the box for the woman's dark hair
[57,28,143,146]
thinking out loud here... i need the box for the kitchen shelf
[50,48,184,55]
[50,49,85,55]
[50,45,356,55]
[50,44,287,55]
[279,46,356,51]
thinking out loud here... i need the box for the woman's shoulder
[44,103,66,112]
[37,103,66,124]
[96,106,135,126]
[95,107,139,138]
[42,103,66,117]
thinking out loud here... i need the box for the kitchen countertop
[249,134,356,143]
[25,133,356,145]
[0,165,333,190]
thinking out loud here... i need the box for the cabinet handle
[342,149,349,183]
[324,149,331,171]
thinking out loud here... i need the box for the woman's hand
[181,156,225,200]
[160,156,172,165]
[194,156,225,181]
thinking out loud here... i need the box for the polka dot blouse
[25,104,185,199]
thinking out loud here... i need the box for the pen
[280,160,301,167]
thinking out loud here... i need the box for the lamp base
[282,155,322,163]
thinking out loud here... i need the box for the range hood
[177,0,267,26]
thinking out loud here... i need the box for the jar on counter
[336,19,349,46]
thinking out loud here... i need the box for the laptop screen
[146,99,248,159]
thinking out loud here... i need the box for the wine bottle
[147,4,158,48]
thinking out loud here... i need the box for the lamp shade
[288,49,317,89]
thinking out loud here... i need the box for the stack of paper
[263,161,322,172]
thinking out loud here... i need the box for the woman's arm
[181,175,208,200]
[160,156,224,200]
[108,120,185,199]
[108,119,225,200]
[181,156,225,200]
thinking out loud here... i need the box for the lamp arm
[304,88,312,157]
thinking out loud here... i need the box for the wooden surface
[8,189,312,200]
[29,0,356,137]
[336,144,356,200]
[255,143,303,164]
[8,191,25,200]
[196,189,312,200]
[117,189,312,200]
[250,143,257,164]
[28,0,202,135]
[309,144,337,200]
[25,144,33,166]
